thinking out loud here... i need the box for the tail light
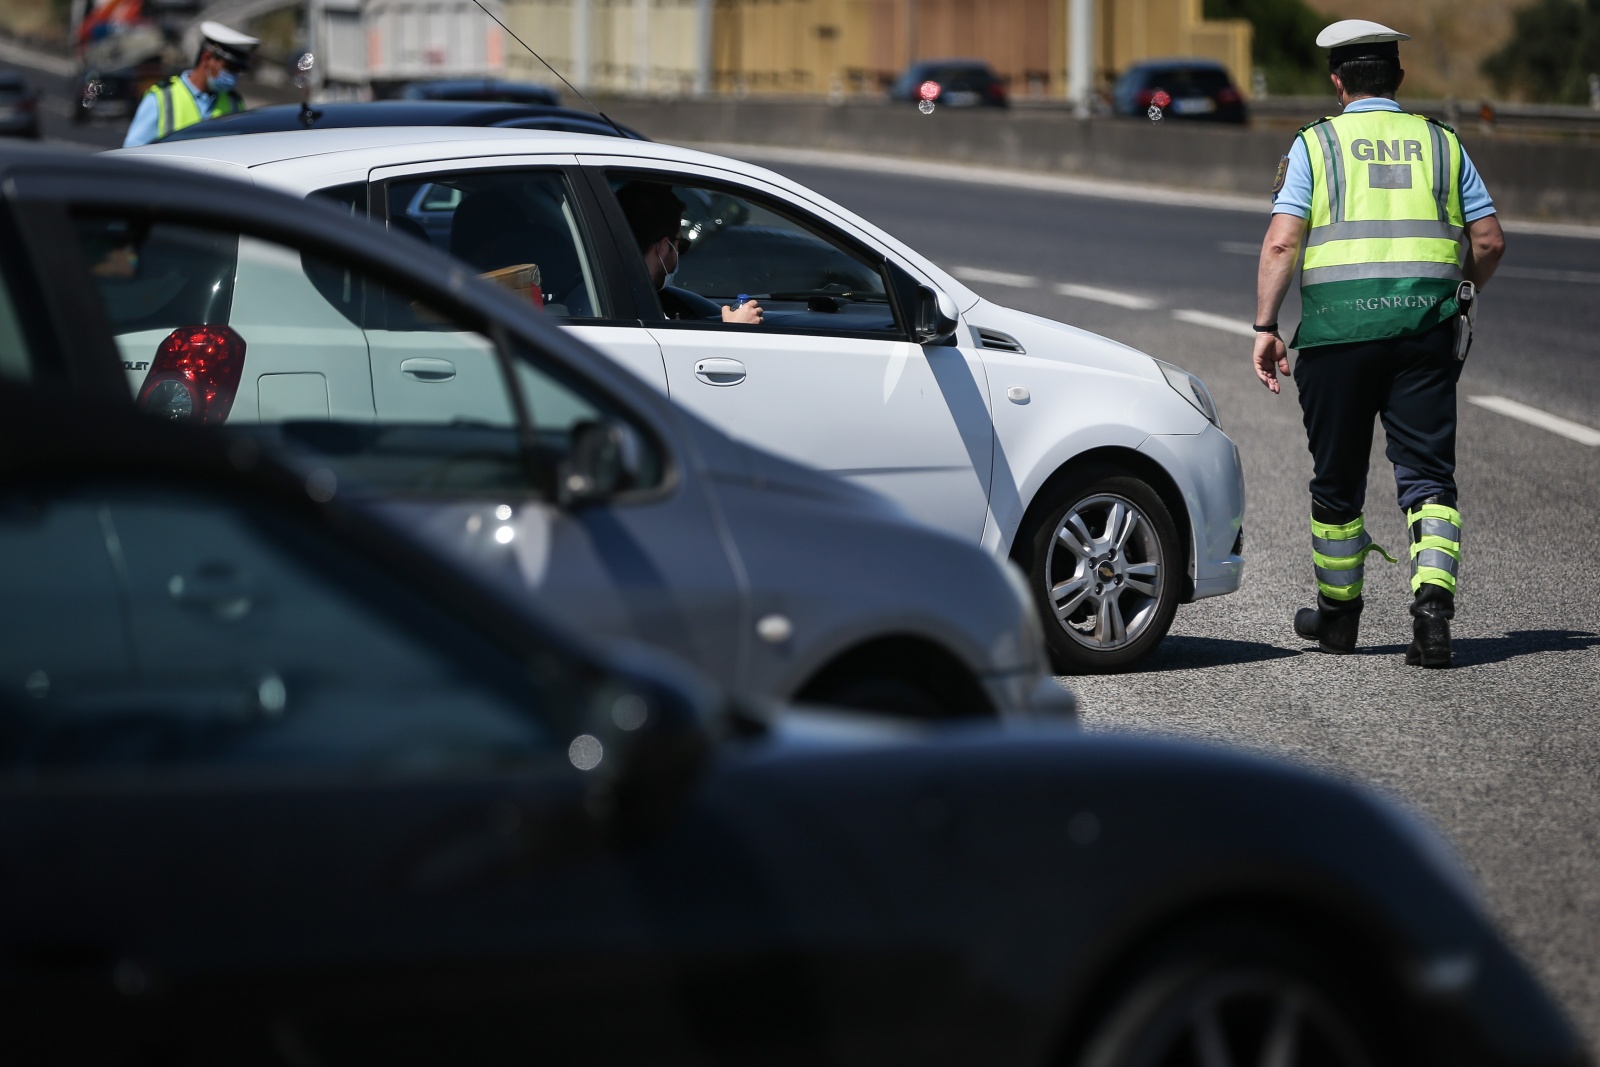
[1135,89,1154,108]
[986,82,1007,102]
[1216,87,1240,104]
[918,79,941,102]
[137,325,246,424]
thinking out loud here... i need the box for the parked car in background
[157,100,647,142]
[0,387,1584,1065]
[888,59,1008,108]
[395,77,560,104]
[0,72,39,139]
[121,127,1245,673]
[1112,58,1247,124]
[0,145,1063,721]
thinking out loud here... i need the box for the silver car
[9,148,1060,720]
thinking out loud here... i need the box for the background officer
[123,21,258,148]
[1251,19,1505,668]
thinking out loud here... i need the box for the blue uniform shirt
[123,72,217,148]
[1272,97,1495,221]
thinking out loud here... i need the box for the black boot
[1406,586,1454,668]
[1294,594,1362,654]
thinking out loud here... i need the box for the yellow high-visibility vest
[146,76,243,141]
[1294,109,1465,349]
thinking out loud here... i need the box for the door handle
[401,357,457,382]
[694,358,746,387]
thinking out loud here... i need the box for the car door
[585,160,995,542]
[360,157,674,394]
[0,479,700,1065]
[33,185,747,693]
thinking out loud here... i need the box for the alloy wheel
[1044,493,1164,652]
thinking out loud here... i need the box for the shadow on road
[1133,635,1303,672]
[1350,629,1600,665]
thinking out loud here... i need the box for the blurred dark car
[0,388,1587,1065]
[396,77,561,105]
[0,72,39,139]
[157,99,647,141]
[1112,58,1247,124]
[888,59,1008,108]
[0,147,1586,1067]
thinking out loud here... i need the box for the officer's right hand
[1252,331,1289,394]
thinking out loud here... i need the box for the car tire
[1074,921,1387,1067]
[1016,465,1180,674]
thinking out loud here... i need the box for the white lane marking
[1218,241,1259,256]
[0,39,77,77]
[1055,283,1158,310]
[692,143,1600,240]
[1495,265,1600,285]
[952,266,1038,288]
[1172,309,1257,337]
[1468,396,1600,446]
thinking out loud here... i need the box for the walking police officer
[1251,19,1505,667]
[123,21,258,148]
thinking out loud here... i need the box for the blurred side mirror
[884,258,960,345]
[559,417,644,507]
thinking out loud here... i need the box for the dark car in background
[888,59,1008,108]
[1112,58,1247,124]
[157,99,647,141]
[395,77,560,104]
[0,72,39,139]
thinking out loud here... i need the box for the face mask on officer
[210,68,238,93]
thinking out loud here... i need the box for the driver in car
[616,182,762,325]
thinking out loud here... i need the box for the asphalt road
[7,44,1600,1047]
[743,152,1600,1046]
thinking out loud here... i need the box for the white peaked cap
[1316,19,1410,49]
[200,21,260,50]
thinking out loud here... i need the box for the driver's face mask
[656,238,679,288]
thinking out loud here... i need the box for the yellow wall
[503,0,1252,97]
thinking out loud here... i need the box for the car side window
[606,173,902,340]
[381,170,608,322]
[70,212,622,497]
[0,487,556,780]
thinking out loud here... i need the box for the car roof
[1126,57,1229,71]
[157,101,640,141]
[116,127,980,309]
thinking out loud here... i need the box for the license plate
[944,90,979,107]
[1172,97,1217,114]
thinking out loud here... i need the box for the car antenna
[464,0,630,139]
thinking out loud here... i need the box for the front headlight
[1155,359,1220,428]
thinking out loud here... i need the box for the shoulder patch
[1272,155,1289,195]
[1424,115,1457,134]
[1295,116,1334,135]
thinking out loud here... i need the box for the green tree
[1482,0,1600,103]
[1204,0,1329,95]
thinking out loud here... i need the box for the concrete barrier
[598,98,1600,224]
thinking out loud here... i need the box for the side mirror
[884,257,960,345]
[559,417,644,507]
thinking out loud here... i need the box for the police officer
[122,21,258,148]
[1251,20,1505,667]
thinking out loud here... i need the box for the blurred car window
[609,174,899,337]
[376,170,607,321]
[71,213,647,496]
[0,488,554,779]
[0,272,34,382]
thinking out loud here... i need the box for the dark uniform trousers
[1292,319,1461,525]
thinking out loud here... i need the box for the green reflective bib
[148,76,243,140]
[1293,109,1465,349]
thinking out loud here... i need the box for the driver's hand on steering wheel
[722,298,763,325]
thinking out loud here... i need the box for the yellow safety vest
[146,75,243,141]
[1294,109,1465,349]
